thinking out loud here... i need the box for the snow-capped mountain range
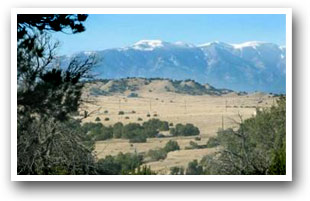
[69,40,286,93]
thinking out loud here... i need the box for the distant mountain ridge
[65,40,286,93]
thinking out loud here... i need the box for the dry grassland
[145,147,219,174]
[81,91,275,174]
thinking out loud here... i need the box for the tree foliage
[170,166,184,175]
[202,97,286,175]
[113,122,124,138]
[186,160,204,175]
[143,118,169,132]
[147,149,167,161]
[96,152,143,175]
[17,14,99,175]
[129,165,156,175]
[81,119,180,143]
[205,137,220,148]
[170,123,200,136]
[163,140,180,152]
[146,140,180,162]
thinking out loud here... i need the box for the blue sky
[52,14,286,55]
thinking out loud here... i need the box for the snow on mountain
[231,41,266,49]
[174,41,196,48]
[131,40,165,51]
[121,40,196,51]
[66,40,286,93]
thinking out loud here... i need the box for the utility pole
[184,100,187,114]
[118,98,121,110]
[149,98,152,112]
[225,99,227,112]
[222,114,224,130]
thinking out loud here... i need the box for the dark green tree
[122,123,143,139]
[17,14,98,175]
[130,165,156,175]
[113,122,124,138]
[147,149,167,161]
[170,166,184,175]
[203,97,286,175]
[96,156,121,175]
[170,123,200,136]
[186,160,203,175]
[163,140,180,152]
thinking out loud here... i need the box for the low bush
[147,149,167,161]
[185,141,209,150]
[147,140,180,161]
[118,111,125,115]
[169,128,176,135]
[195,136,201,141]
[185,141,200,150]
[128,93,138,98]
[129,135,147,143]
[206,137,220,148]
[163,140,180,152]
[170,166,184,175]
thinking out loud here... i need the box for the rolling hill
[83,78,233,97]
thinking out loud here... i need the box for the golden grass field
[81,89,275,174]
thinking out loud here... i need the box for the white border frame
[11,8,292,181]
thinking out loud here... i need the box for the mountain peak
[231,41,272,49]
[197,41,232,48]
[130,40,196,51]
[174,41,195,48]
[132,40,166,51]
[134,39,164,45]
